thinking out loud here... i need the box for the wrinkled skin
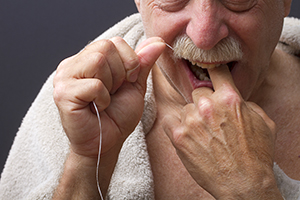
[53,0,293,198]
[135,0,291,198]
[54,37,165,158]
[162,66,277,199]
[136,0,291,101]
[53,37,166,198]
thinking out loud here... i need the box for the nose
[186,1,229,50]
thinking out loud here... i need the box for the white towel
[0,13,300,200]
[278,17,300,56]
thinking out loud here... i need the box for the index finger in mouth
[207,64,241,95]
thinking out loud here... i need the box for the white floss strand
[92,101,104,200]
[164,42,174,51]
[161,42,190,103]
[92,42,176,200]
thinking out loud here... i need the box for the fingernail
[127,64,140,82]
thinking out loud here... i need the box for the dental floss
[93,42,185,200]
[161,42,190,103]
[164,42,174,51]
[92,101,104,200]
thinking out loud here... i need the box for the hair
[172,34,243,63]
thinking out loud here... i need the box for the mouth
[185,59,236,81]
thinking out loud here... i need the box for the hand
[163,65,281,199]
[53,37,165,159]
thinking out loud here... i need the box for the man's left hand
[163,65,282,199]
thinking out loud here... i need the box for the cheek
[231,5,283,59]
[229,15,281,77]
[140,7,188,44]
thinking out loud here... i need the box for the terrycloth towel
[278,17,300,56]
[0,13,300,200]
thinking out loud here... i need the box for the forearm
[53,149,118,200]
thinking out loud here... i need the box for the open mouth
[185,59,236,81]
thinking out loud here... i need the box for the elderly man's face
[135,0,291,102]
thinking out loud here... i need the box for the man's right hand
[53,37,165,160]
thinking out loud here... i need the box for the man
[1,0,300,199]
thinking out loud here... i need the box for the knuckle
[54,55,79,86]
[88,52,106,67]
[97,39,116,55]
[185,113,198,127]
[198,97,213,113]
[220,87,242,106]
[124,54,139,69]
[91,80,111,110]
[53,81,67,105]
[91,79,105,93]
[138,52,151,67]
[86,39,116,55]
[57,56,73,68]
[172,127,188,149]
[53,72,61,87]
[55,57,72,76]
[111,36,124,44]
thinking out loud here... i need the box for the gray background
[0,1,299,173]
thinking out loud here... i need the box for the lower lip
[183,61,214,89]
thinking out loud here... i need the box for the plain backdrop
[0,1,300,174]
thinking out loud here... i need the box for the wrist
[53,150,100,199]
[68,149,98,168]
[216,171,283,200]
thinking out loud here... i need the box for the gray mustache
[172,34,243,63]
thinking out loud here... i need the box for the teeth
[193,62,222,69]
[190,64,210,81]
[198,63,215,69]
[189,60,224,81]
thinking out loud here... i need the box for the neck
[249,48,300,118]
[249,48,300,180]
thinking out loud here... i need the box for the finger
[54,78,111,112]
[54,54,113,94]
[192,87,213,104]
[135,37,165,53]
[83,39,126,94]
[76,52,114,93]
[110,37,141,82]
[162,114,182,146]
[208,64,240,95]
[135,41,166,92]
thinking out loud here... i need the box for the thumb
[247,102,277,136]
[162,114,182,147]
[135,40,166,89]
